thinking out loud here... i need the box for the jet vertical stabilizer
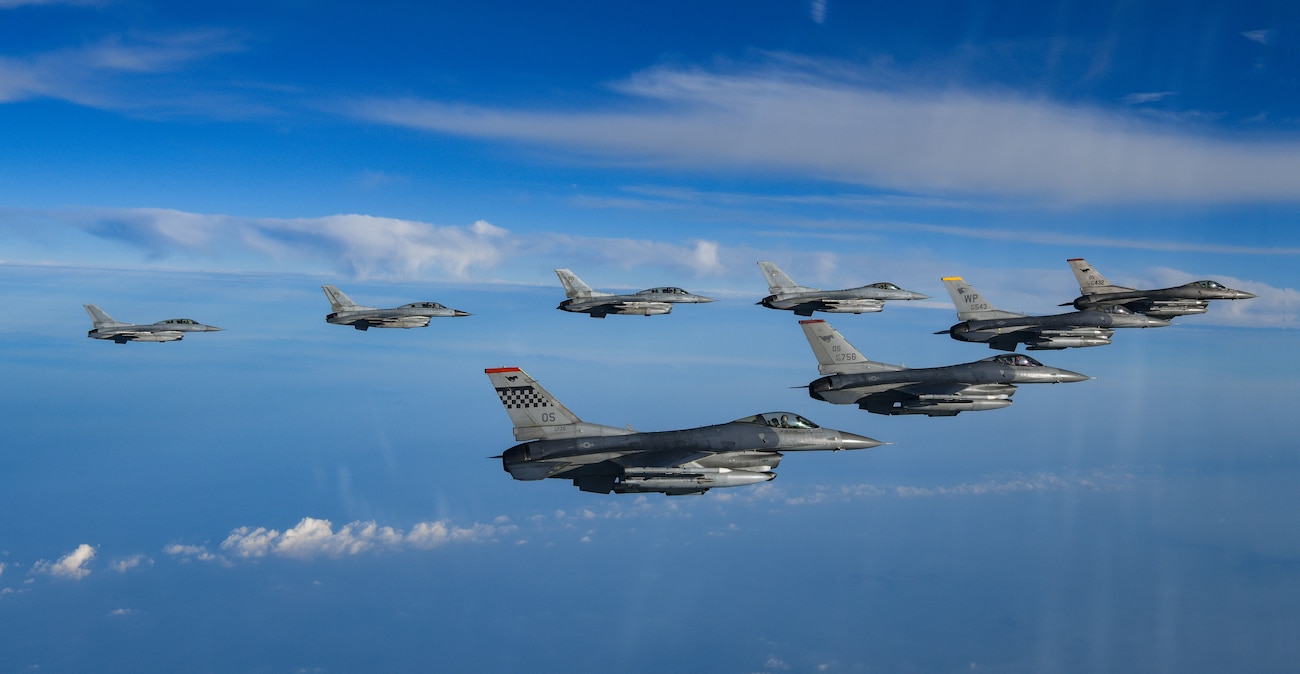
[322,285,366,312]
[1068,259,1132,294]
[83,304,126,328]
[555,269,611,299]
[486,367,631,441]
[799,319,904,375]
[758,261,818,294]
[941,277,1022,321]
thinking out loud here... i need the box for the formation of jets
[800,319,1088,416]
[82,258,1255,495]
[938,276,1171,351]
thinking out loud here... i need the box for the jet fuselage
[501,416,881,494]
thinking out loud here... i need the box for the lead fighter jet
[555,269,713,318]
[800,319,1088,416]
[84,304,223,344]
[486,367,883,495]
[1063,258,1256,318]
[757,261,928,316]
[939,276,1169,351]
[322,285,469,330]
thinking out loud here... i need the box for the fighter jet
[800,319,1088,416]
[938,276,1169,351]
[555,269,714,318]
[84,304,223,344]
[1063,258,1256,318]
[322,285,469,330]
[757,261,928,316]
[486,367,883,495]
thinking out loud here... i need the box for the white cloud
[6,206,727,281]
[32,543,96,580]
[1121,91,1176,105]
[0,32,242,109]
[109,555,152,573]
[220,516,515,560]
[351,57,1300,205]
[163,543,222,562]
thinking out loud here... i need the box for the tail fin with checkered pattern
[486,367,632,442]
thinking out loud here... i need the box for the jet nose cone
[207,326,224,331]
[837,431,885,451]
[1052,368,1090,383]
[908,292,931,301]
[1236,290,1257,300]
[695,296,716,303]
[454,310,472,317]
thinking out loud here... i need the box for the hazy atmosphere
[2,1,1298,672]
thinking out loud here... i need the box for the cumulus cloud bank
[9,206,726,280]
[352,58,1300,205]
[203,516,516,560]
[31,543,96,580]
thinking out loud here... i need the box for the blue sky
[2,1,1298,672]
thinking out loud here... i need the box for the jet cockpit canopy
[733,412,820,429]
[1192,280,1228,289]
[404,302,448,309]
[987,354,1045,367]
[867,282,902,290]
[637,287,690,295]
[160,318,200,325]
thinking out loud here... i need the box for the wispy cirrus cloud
[348,57,1300,205]
[0,30,245,112]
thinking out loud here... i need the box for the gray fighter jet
[323,285,469,330]
[757,261,928,316]
[1063,258,1256,318]
[84,304,223,344]
[555,269,714,318]
[939,276,1169,351]
[800,319,1088,416]
[486,367,883,495]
